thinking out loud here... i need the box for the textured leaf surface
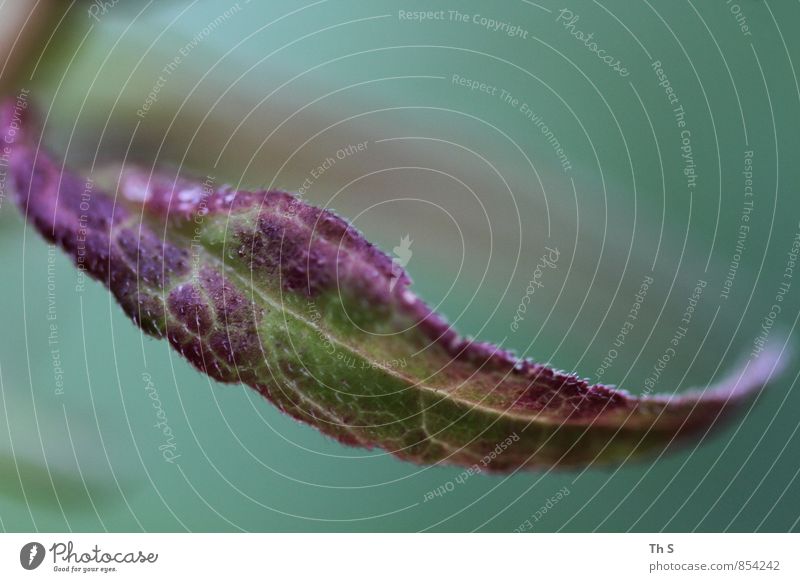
[3,99,786,470]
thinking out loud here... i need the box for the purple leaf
[3,98,787,470]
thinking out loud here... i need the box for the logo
[20,542,46,570]
[389,235,413,291]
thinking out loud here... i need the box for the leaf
[0,453,112,510]
[3,98,787,471]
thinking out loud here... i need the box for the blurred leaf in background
[0,0,798,532]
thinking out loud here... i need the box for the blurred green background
[0,0,798,532]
